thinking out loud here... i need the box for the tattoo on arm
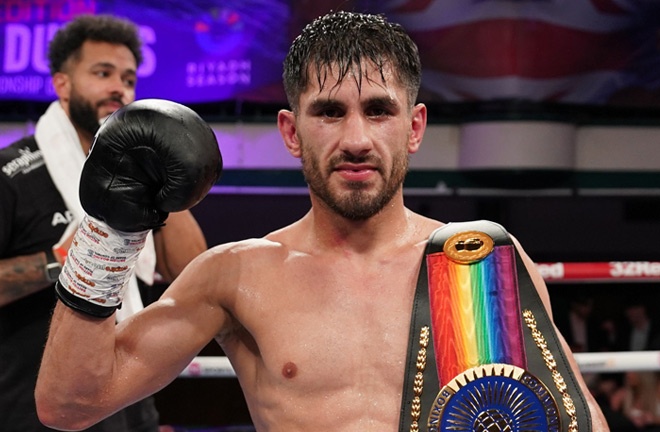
[0,252,51,306]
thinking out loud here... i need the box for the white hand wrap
[56,215,149,316]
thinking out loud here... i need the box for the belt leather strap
[399,220,592,431]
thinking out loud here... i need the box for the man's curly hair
[48,14,143,75]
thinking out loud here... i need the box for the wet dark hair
[48,14,143,75]
[283,11,421,111]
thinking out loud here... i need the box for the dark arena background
[1,1,660,431]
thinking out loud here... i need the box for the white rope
[575,351,660,374]
[181,356,235,378]
[179,351,660,378]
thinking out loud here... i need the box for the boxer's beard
[301,144,409,221]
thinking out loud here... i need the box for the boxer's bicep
[110,250,233,400]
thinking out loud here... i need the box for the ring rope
[179,351,660,378]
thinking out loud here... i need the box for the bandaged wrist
[55,215,149,318]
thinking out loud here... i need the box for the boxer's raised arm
[35,99,222,431]
[36,254,226,431]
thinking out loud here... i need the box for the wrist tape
[55,215,149,318]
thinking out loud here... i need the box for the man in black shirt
[0,15,208,432]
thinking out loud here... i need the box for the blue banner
[0,0,290,103]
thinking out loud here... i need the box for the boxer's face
[281,61,426,220]
[55,40,137,144]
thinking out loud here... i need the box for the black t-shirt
[0,136,158,432]
[0,136,70,259]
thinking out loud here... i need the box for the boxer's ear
[408,103,427,155]
[278,109,301,158]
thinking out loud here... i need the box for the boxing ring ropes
[178,260,660,378]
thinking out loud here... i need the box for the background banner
[1,0,659,108]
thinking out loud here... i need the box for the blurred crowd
[554,291,660,431]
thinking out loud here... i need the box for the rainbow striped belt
[399,220,592,432]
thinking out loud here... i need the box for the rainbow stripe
[427,244,526,386]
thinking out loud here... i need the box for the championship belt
[399,220,592,432]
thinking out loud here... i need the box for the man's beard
[301,145,409,221]
[68,89,122,138]
[69,94,101,138]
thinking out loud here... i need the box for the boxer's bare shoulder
[187,211,440,338]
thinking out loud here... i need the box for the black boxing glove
[80,98,222,232]
[55,99,222,317]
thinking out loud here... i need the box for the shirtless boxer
[36,11,609,432]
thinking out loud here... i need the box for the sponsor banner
[537,261,660,282]
[0,0,290,103]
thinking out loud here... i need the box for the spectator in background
[592,373,639,432]
[0,14,207,432]
[611,371,660,431]
[616,300,660,352]
[554,293,615,353]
